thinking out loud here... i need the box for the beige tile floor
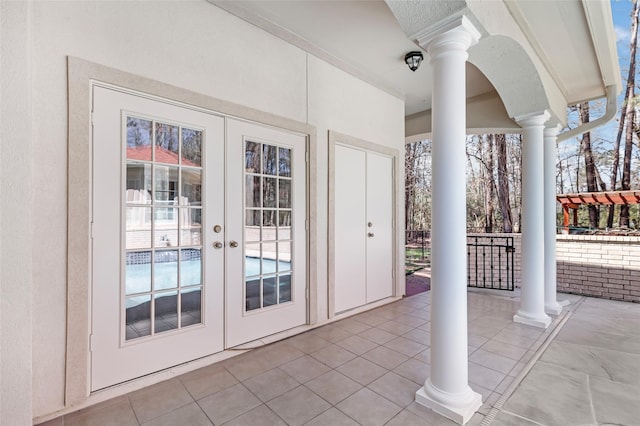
[38,290,638,426]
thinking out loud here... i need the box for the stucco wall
[556,235,640,303]
[1,2,34,425]
[2,1,405,421]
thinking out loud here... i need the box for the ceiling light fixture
[404,51,424,72]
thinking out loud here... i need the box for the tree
[609,0,639,228]
[404,140,431,232]
[578,102,600,228]
[483,134,496,232]
[496,134,513,232]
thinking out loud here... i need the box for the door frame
[328,130,402,318]
[66,57,317,405]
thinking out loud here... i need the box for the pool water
[125,256,291,295]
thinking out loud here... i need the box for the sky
[556,0,636,192]
[611,0,634,73]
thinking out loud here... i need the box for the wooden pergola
[556,190,640,229]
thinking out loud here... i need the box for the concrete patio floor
[39,290,640,426]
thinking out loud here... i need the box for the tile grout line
[585,374,598,425]
[479,296,586,426]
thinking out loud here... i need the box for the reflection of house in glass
[123,118,205,341]
[244,140,294,311]
[126,141,203,249]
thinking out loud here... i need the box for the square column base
[415,386,482,425]
[545,303,563,315]
[513,312,551,329]
[546,297,571,315]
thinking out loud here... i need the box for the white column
[414,16,482,425]
[514,112,552,329]
[543,126,568,315]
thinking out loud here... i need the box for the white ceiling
[213,0,616,118]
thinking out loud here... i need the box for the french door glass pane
[262,242,277,274]
[154,166,179,203]
[125,252,151,295]
[244,140,295,311]
[180,249,201,287]
[246,176,260,208]
[180,208,202,246]
[263,178,277,208]
[126,117,152,161]
[154,291,178,333]
[181,169,202,206]
[125,295,151,339]
[246,278,261,311]
[245,141,260,172]
[155,123,179,164]
[263,276,277,307]
[263,144,277,175]
[245,210,261,242]
[278,148,291,177]
[126,163,152,201]
[181,128,202,166]
[279,274,292,303]
[279,179,291,208]
[181,287,202,326]
[124,115,205,341]
[126,207,152,249]
[154,250,178,291]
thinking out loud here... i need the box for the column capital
[544,124,562,137]
[515,110,550,128]
[416,15,481,56]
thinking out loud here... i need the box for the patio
[37,289,640,426]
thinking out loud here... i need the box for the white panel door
[334,144,394,314]
[366,152,394,303]
[225,119,307,347]
[91,86,225,390]
[334,145,367,313]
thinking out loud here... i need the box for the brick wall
[556,235,640,303]
[464,233,640,303]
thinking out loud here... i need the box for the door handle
[229,240,239,248]
[368,232,374,238]
[213,241,223,249]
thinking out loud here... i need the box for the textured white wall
[29,1,307,417]
[308,56,406,320]
[16,0,405,420]
[1,2,34,425]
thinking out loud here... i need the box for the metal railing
[467,235,515,291]
[405,229,429,258]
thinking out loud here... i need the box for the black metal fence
[467,235,515,291]
[405,230,430,273]
[405,229,429,256]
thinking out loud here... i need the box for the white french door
[91,86,225,390]
[91,87,308,390]
[225,119,307,348]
